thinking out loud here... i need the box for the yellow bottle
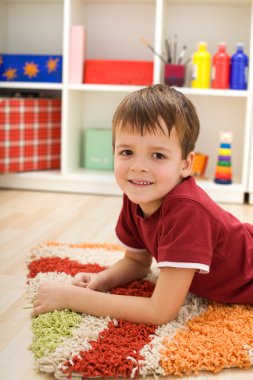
[191,42,211,88]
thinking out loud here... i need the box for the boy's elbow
[148,308,178,325]
[152,314,177,326]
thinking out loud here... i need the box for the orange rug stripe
[161,303,253,376]
[45,241,124,251]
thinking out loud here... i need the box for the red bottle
[212,43,230,89]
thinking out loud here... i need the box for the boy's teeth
[131,180,151,185]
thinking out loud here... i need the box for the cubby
[0,0,253,204]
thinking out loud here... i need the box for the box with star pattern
[0,54,62,83]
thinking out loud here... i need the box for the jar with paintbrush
[164,35,187,87]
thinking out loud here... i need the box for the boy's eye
[120,149,133,156]
[152,152,166,159]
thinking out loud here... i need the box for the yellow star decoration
[3,67,18,80]
[46,57,59,73]
[23,61,39,78]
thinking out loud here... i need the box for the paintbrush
[173,34,178,64]
[178,45,187,64]
[165,38,172,63]
[141,38,167,64]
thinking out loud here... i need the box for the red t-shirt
[115,176,253,304]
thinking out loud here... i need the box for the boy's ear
[182,152,195,178]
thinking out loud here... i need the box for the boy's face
[114,123,194,217]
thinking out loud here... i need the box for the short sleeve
[157,200,222,273]
[115,194,146,251]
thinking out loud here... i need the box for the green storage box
[84,128,113,170]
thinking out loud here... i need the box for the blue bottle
[230,43,248,90]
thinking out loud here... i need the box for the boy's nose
[130,157,148,172]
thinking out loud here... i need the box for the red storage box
[0,98,61,173]
[84,60,153,85]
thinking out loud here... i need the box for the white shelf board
[66,84,249,97]
[66,168,115,182]
[0,170,64,192]
[65,169,121,195]
[0,169,121,196]
[1,82,248,97]
[167,0,251,4]
[67,84,146,92]
[0,82,63,91]
[0,170,245,203]
[177,87,249,98]
[3,0,63,4]
[196,179,245,204]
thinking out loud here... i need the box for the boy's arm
[69,266,195,324]
[33,262,195,325]
[81,249,153,291]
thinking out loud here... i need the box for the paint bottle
[230,43,248,90]
[211,42,230,89]
[191,42,211,88]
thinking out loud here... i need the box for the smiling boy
[33,84,253,324]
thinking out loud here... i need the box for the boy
[33,84,253,325]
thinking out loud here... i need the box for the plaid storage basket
[0,98,61,173]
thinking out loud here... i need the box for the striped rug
[27,242,253,379]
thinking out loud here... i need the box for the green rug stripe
[29,309,83,359]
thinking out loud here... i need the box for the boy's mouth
[129,179,153,186]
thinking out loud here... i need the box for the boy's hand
[32,281,72,317]
[72,272,108,292]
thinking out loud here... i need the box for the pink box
[69,26,86,83]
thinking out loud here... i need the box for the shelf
[0,170,245,203]
[0,82,63,91]
[179,88,249,98]
[2,0,63,3]
[65,169,120,195]
[66,84,250,97]
[0,82,249,98]
[167,0,251,4]
[0,0,252,204]
[0,170,120,195]
[67,84,145,92]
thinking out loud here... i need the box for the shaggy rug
[26,242,253,379]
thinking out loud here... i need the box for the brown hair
[112,84,200,159]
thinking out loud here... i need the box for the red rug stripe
[63,280,156,378]
[27,257,106,278]
[111,280,155,297]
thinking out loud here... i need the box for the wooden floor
[0,189,253,380]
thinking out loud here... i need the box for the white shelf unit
[0,0,253,204]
